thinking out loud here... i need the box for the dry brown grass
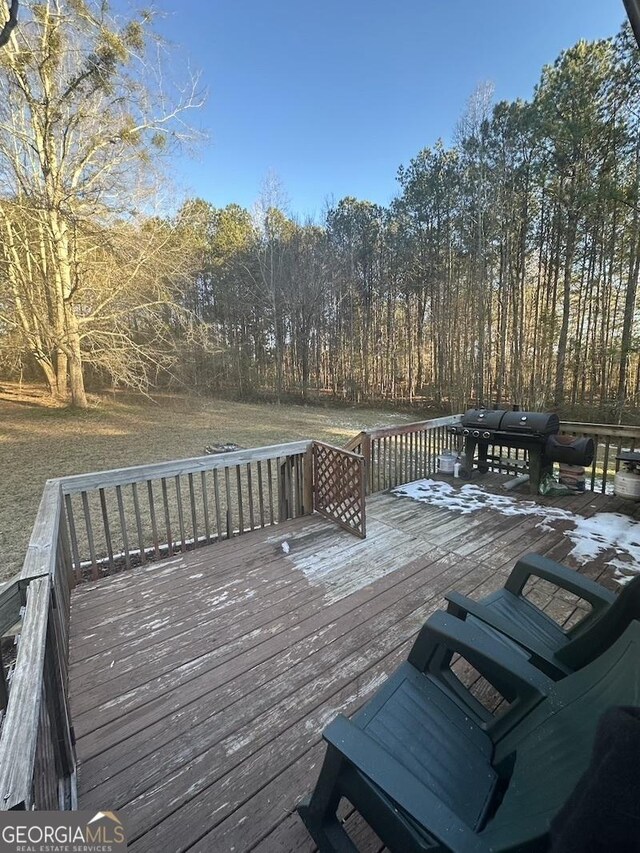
[0,382,420,580]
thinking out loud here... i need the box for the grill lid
[500,411,559,436]
[461,409,507,431]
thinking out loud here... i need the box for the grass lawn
[0,383,423,580]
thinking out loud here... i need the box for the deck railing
[60,441,317,581]
[344,415,463,493]
[346,415,640,496]
[0,481,75,810]
[0,439,366,810]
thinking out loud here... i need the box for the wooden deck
[68,475,639,853]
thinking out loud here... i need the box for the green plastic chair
[446,553,640,679]
[298,614,640,852]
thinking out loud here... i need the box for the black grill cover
[461,409,507,430]
[500,411,559,436]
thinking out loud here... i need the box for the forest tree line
[1,3,639,421]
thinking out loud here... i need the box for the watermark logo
[0,810,127,852]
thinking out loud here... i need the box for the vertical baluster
[284,456,293,519]
[58,507,74,597]
[161,477,172,555]
[201,471,211,544]
[292,456,299,516]
[409,431,414,481]
[285,455,293,518]
[425,428,430,476]
[81,491,98,579]
[236,466,245,533]
[175,475,186,551]
[602,438,611,494]
[64,494,81,581]
[392,436,396,487]
[98,488,114,573]
[147,481,160,559]
[131,482,146,565]
[426,430,431,477]
[246,462,255,529]
[276,456,285,521]
[116,485,131,570]
[386,436,391,489]
[212,469,223,541]
[267,458,274,525]
[224,467,233,538]
[188,473,198,547]
[423,429,428,478]
[257,461,266,527]
[296,454,304,515]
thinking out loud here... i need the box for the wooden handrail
[560,421,640,440]
[0,577,51,809]
[59,440,312,494]
[0,479,75,810]
[366,414,462,440]
[20,480,63,581]
[343,430,366,453]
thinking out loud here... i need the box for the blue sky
[151,0,625,219]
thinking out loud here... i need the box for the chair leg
[297,747,358,853]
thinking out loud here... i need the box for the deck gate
[312,441,366,539]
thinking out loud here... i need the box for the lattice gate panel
[312,442,366,539]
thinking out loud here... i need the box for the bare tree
[0,0,203,405]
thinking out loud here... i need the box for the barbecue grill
[450,409,594,494]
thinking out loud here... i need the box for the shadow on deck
[69,475,639,853]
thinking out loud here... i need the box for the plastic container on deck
[438,450,456,475]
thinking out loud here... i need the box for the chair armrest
[409,611,552,700]
[408,612,552,739]
[445,589,542,648]
[324,714,492,853]
[504,554,615,615]
[445,590,569,677]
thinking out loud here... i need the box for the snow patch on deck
[269,520,418,603]
[394,479,640,581]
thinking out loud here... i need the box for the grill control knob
[472,430,480,438]
[482,431,491,439]
[463,428,470,436]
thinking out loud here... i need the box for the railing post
[303,444,314,515]
[362,433,372,494]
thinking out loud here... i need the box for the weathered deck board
[69,477,639,852]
